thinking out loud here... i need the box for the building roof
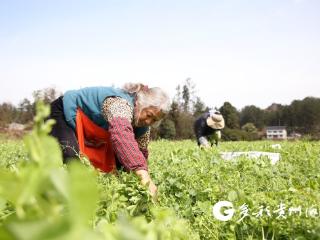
[266,126,286,130]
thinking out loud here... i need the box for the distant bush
[222,128,260,141]
[159,119,176,139]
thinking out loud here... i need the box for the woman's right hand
[135,170,158,199]
[146,180,158,199]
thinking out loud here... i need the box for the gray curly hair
[122,83,170,126]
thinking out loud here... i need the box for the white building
[266,126,287,140]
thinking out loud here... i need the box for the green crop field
[0,103,319,240]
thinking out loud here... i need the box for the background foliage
[0,102,319,239]
[1,81,320,140]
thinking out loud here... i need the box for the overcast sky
[0,0,319,110]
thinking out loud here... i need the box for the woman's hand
[146,180,157,199]
[199,136,210,148]
[135,169,158,199]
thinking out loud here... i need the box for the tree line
[0,88,60,128]
[0,83,319,140]
[154,79,320,140]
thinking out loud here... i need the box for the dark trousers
[49,96,79,163]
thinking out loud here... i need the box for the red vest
[76,108,116,172]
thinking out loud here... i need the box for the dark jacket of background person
[194,111,224,146]
[194,112,215,145]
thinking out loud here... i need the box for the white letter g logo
[212,201,235,221]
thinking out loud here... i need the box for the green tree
[264,103,283,126]
[241,122,257,133]
[169,101,180,122]
[32,87,61,104]
[182,84,190,113]
[181,78,195,113]
[193,97,207,118]
[287,97,320,134]
[174,112,195,139]
[159,119,176,139]
[166,79,204,139]
[240,105,265,129]
[18,98,34,123]
[219,102,240,129]
[0,102,18,126]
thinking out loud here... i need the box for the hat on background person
[206,112,225,130]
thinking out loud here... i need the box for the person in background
[194,109,225,147]
[48,83,170,197]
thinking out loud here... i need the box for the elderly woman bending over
[49,83,170,197]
